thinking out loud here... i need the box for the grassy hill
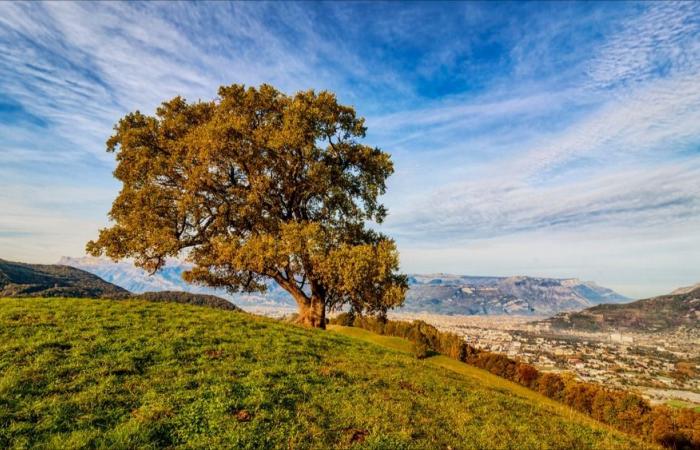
[0,259,129,298]
[131,290,242,311]
[0,259,241,311]
[0,298,656,449]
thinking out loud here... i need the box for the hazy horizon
[2,2,700,298]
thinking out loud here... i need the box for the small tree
[87,84,408,328]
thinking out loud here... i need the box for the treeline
[330,313,700,450]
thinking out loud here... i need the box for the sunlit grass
[329,325,631,431]
[0,298,656,449]
[666,399,700,413]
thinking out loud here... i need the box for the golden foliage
[87,84,407,327]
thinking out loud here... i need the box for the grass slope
[329,326,596,417]
[0,298,656,449]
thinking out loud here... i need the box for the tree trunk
[273,273,326,329]
[296,296,326,329]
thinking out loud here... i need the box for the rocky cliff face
[403,274,628,315]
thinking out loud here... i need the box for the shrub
[331,312,355,326]
[537,373,565,400]
[515,363,539,388]
[563,382,599,415]
[410,329,430,359]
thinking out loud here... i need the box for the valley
[49,257,700,413]
[391,312,700,411]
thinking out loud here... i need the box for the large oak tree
[87,84,407,328]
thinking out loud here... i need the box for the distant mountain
[540,286,700,333]
[0,259,129,298]
[60,257,627,315]
[58,257,295,307]
[403,274,629,315]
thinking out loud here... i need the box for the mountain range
[404,274,629,315]
[6,256,696,332]
[57,257,295,307]
[59,257,629,315]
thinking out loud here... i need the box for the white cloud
[587,2,700,89]
[387,163,700,239]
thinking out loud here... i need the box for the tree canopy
[87,84,407,327]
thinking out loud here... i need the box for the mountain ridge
[539,286,700,333]
[671,283,700,295]
[403,273,628,315]
[59,256,629,315]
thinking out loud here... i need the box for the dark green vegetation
[543,287,700,333]
[0,298,655,449]
[332,314,700,449]
[132,291,241,311]
[0,259,128,298]
[0,259,240,311]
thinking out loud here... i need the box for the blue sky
[1,2,699,297]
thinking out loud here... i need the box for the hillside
[60,257,628,315]
[0,297,654,449]
[672,283,700,295]
[0,259,129,298]
[541,286,700,333]
[0,259,243,312]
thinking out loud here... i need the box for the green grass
[666,399,700,413]
[329,326,605,418]
[0,298,658,449]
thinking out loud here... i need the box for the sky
[1,2,699,298]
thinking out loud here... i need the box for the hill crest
[0,258,129,298]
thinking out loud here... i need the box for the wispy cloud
[587,2,700,89]
[388,163,700,240]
